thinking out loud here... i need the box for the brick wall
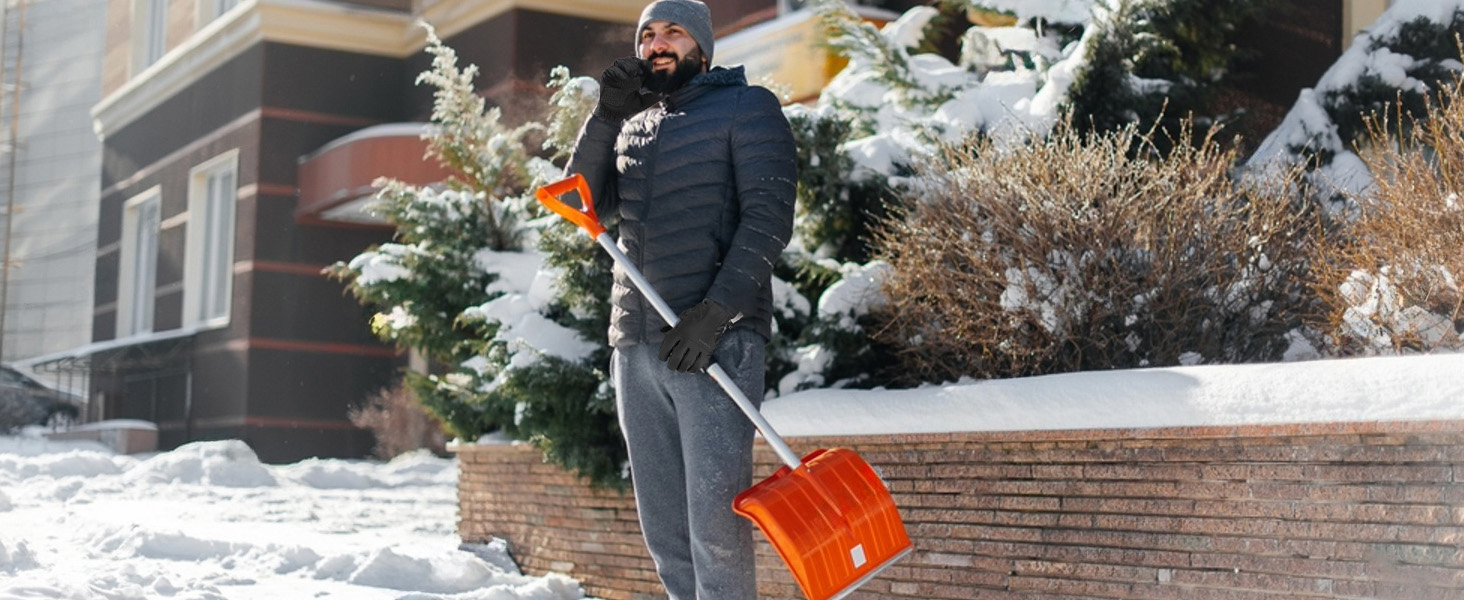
[455,420,1464,600]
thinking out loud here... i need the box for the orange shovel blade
[733,448,913,600]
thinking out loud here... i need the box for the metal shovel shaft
[592,232,804,469]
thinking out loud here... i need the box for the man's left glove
[659,299,739,373]
[594,57,659,122]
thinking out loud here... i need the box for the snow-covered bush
[1249,3,1464,212]
[806,0,1274,181]
[770,254,899,393]
[874,120,1321,383]
[811,0,1094,178]
[348,381,448,459]
[330,25,626,487]
[1065,0,1274,146]
[767,104,900,393]
[783,104,895,262]
[1311,75,1464,354]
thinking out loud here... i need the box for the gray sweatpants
[612,328,764,600]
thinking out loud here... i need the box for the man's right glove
[659,300,739,373]
[594,57,658,122]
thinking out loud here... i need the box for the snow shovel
[536,173,913,600]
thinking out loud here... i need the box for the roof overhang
[295,122,454,226]
[19,327,200,375]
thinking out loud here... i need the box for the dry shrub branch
[349,381,448,459]
[875,121,1321,383]
[1313,75,1464,353]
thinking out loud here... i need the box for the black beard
[644,48,704,94]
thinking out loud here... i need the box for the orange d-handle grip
[535,173,606,238]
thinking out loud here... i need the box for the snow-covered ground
[3,352,1462,599]
[0,439,591,600]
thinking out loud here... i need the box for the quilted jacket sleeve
[705,87,797,318]
[564,114,624,220]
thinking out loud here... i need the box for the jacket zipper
[638,105,664,342]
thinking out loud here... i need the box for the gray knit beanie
[636,0,714,65]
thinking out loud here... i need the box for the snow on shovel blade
[535,174,913,600]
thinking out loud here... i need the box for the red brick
[1013,559,1160,583]
[1083,463,1204,481]
[928,462,1033,479]
[988,509,1062,528]
[1362,581,1462,600]
[1189,553,1368,580]
[1031,543,1193,570]
[1302,464,1454,484]
[1190,499,1294,519]
[1009,574,1136,597]
[1063,496,1198,516]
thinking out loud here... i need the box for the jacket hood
[691,65,747,87]
[665,66,747,109]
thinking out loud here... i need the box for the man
[563,0,797,598]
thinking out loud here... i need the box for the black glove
[659,300,739,373]
[594,57,658,122]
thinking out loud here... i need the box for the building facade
[0,0,107,367]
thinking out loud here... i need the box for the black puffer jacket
[567,66,797,349]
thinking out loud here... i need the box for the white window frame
[118,187,162,337]
[184,150,239,329]
[196,0,240,28]
[132,0,169,73]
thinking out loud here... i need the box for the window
[135,0,169,71]
[118,189,161,337]
[184,151,238,328]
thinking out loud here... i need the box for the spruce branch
[813,0,954,109]
[417,21,540,250]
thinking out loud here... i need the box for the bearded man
[563,0,797,598]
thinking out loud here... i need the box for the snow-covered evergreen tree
[811,0,1095,177]
[1065,0,1274,146]
[330,25,626,487]
[1249,2,1464,212]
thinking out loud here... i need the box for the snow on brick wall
[456,420,1464,600]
